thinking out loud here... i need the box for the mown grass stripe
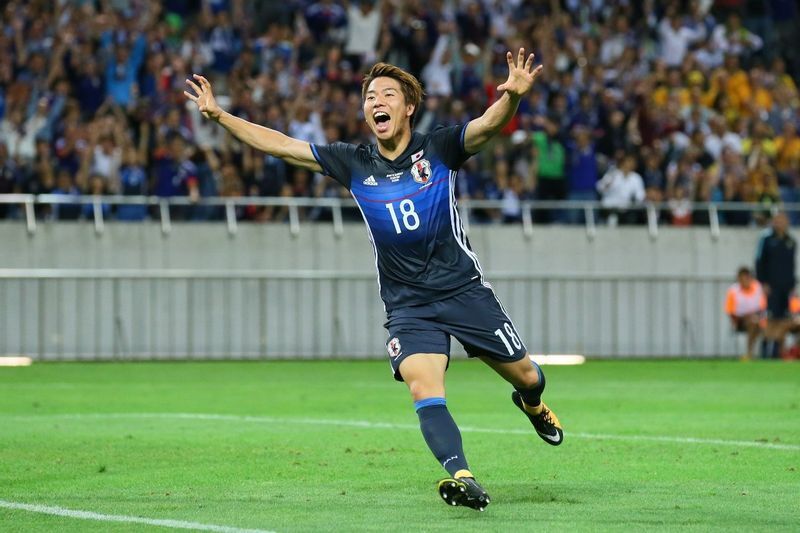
[6,412,799,451]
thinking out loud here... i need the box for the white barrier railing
[0,194,791,240]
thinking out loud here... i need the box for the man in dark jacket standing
[755,211,797,357]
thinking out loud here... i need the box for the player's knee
[515,365,540,389]
[407,379,444,402]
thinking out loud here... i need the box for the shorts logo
[410,159,431,184]
[387,337,402,358]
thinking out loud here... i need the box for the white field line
[6,412,800,451]
[0,499,275,533]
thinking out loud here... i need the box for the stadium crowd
[0,0,799,224]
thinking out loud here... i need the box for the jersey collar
[373,133,423,167]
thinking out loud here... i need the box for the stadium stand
[0,0,798,225]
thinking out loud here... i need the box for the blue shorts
[384,283,528,381]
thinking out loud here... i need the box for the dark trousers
[535,178,566,223]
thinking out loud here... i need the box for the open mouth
[373,111,391,134]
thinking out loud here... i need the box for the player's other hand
[497,48,543,98]
[184,74,222,121]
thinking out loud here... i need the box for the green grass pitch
[1,359,798,532]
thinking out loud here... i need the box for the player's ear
[406,103,415,118]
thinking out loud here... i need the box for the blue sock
[516,362,546,407]
[415,398,470,477]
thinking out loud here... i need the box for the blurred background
[1,0,799,362]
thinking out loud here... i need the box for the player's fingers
[517,48,525,68]
[192,74,207,91]
[524,53,535,71]
[532,64,544,78]
[185,78,202,95]
[197,74,212,90]
[506,51,514,69]
[496,83,507,92]
[183,90,198,102]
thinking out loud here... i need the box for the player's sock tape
[414,397,446,412]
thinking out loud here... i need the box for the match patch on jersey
[387,337,402,358]
[362,175,378,186]
[411,149,424,162]
[410,159,431,184]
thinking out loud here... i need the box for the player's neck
[376,128,412,161]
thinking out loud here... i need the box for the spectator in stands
[344,0,381,69]
[0,106,47,164]
[81,173,112,220]
[50,168,82,220]
[755,211,797,357]
[724,266,766,360]
[641,149,666,203]
[711,13,763,59]
[117,144,148,221]
[102,30,146,107]
[153,133,200,220]
[565,125,598,224]
[500,173,526,225]
[596,152,645,225]
[659,11,706,68]
[531,116,566,223]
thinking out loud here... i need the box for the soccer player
[184,49,562,511]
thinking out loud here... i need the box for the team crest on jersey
[410,159,431,184]
[387,337,402,358]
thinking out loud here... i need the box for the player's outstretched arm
[184,74,322,172]
[464,48,543,154]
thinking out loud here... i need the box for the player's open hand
[184,74,222,121]
[497,48,543,98]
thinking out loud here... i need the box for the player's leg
[398,353,490,511]
[385,318,489,510]
[438,284,563,446]
[399,353,472,479]
[479,355,563,446]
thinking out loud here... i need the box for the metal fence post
[225,201,238,237]
[93,198,105,236]
[159,200,171,236]
[25,198,37,235]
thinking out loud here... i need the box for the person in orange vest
[791,294,800,316]
[725,266,766,360]
[777,292,800,360]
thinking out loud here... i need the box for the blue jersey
[312,124,484,311]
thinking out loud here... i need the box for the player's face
[364,77,414,142]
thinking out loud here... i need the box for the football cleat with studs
[511,391,563,446]
[437,476,491,511]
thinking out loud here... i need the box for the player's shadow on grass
[490,483,583,505]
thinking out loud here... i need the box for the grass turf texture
[0,360,798,532]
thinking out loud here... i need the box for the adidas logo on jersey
[362,175,378,186]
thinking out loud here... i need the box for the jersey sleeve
[310,142,357,189]
[429,124,472,170]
